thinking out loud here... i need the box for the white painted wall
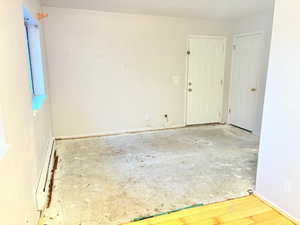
[41,0,274,21]
[0,1,52,224]
[228,12,273,134]
[233,12,274,34]
[256,0,300,222]
[44,7,233,137]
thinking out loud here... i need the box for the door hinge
[187,50,191,55]
[229,108,232,114]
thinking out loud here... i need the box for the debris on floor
[41,125,259,225]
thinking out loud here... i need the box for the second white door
[186,36,226,125]
[229,33,266,133]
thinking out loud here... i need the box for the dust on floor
[41,125,259,225]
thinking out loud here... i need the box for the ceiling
[41,0,274,20]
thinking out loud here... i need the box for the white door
[186,36,226,125]
[229,33,266,133]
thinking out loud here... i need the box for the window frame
[23,7,46,111]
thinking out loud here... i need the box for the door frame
[184,35,227,126]
[227,31,265,129]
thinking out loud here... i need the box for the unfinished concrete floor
[42,125,259,225]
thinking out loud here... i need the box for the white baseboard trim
[55,125,186,140]
[35,137,55,211]
[254,191,300,224]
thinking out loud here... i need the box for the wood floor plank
[217,204,271,223]
[182,198,269,223]
[132,196,259,225]
[250,211,281,223]
[252,217,295,225]
[122,196,296,225]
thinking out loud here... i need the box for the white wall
[0,1,52,224]
[228,12,273,134]
[256,0,300,222]
[233,12,274,35]
[43,7,233,137]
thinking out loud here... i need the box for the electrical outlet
[171,75,181,85]
[144,114,150,121]
[145,114,151,127]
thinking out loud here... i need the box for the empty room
[1,0,300,225]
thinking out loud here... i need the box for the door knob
[251,88,257,92]
[188,82,192,86]
[188,88,192,92]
